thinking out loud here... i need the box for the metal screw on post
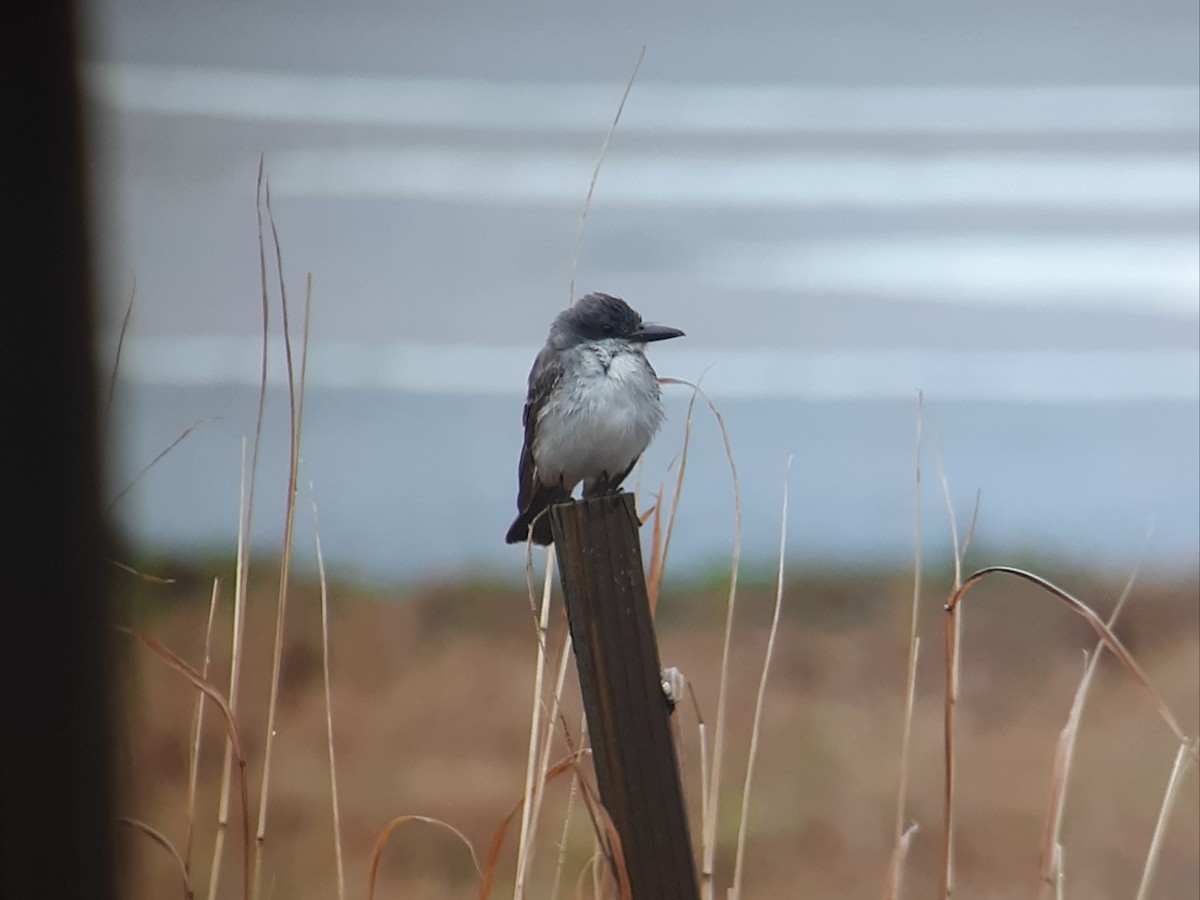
[549,492,700,900]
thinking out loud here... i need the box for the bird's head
[553,292,684,348]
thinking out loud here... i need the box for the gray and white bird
[505,293,684,545]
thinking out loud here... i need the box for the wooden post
[549,493,700,900]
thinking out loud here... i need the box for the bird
[505,292,684,545]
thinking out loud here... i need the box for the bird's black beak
[630,323,685,343]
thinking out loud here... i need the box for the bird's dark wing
[516,345,562,509]
[506,346,566,544]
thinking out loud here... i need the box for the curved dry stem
[366,814,484,900]
[947,566,1192,747]
[573,852,604,900]
[479,750,593,900]
[554,716,628,899]
[483,797,531,900]
[120,817,194,900]
[118,627,252,900]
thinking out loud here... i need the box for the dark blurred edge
[1,4,117,899]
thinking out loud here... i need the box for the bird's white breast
[533,342,664,493]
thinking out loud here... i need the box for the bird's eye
[602,322,614,335]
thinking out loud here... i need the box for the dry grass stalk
[209,439,252,900]
[525,617,576,896]
[882,391,924,900]
[105,282,135,421]
[211,160,274,900]
[730,457,792,900]
[567,45,645,307]
[651,408,696,611]
[97,220,197,512]
[1036,654,1089,899]
[252,191,313,899]
[484,769,554,899]
[121,816,194,900]
[515,546,558,896]
[556,716,630,900]
[482,795,533,898]
[102,283,181,584]
[881,822,920,900]
[477,749,607,900]
[643,484,667,616]
[108,418,213,510]
[184,579,221,873]
[941,591,961,900]
[643,385,700,811]
[548,712,587,900]
[106,559,177,583]
[311,495,346,900]
[1036,562,1140,896]
[694,695,711,874]
[658,377,741,899]
[881,640,921,900]
[935,452,971,900]
[1135,739,1198,900]
[941,564,1195,900]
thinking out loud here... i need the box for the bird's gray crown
[550,292,643,346]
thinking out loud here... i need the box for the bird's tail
[505,485,566,545]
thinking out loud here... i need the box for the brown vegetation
[116,566,1198,899]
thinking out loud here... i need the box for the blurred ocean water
[108,378,1200,584]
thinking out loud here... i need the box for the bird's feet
[596,471,623,496]
[581,471,627,498]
